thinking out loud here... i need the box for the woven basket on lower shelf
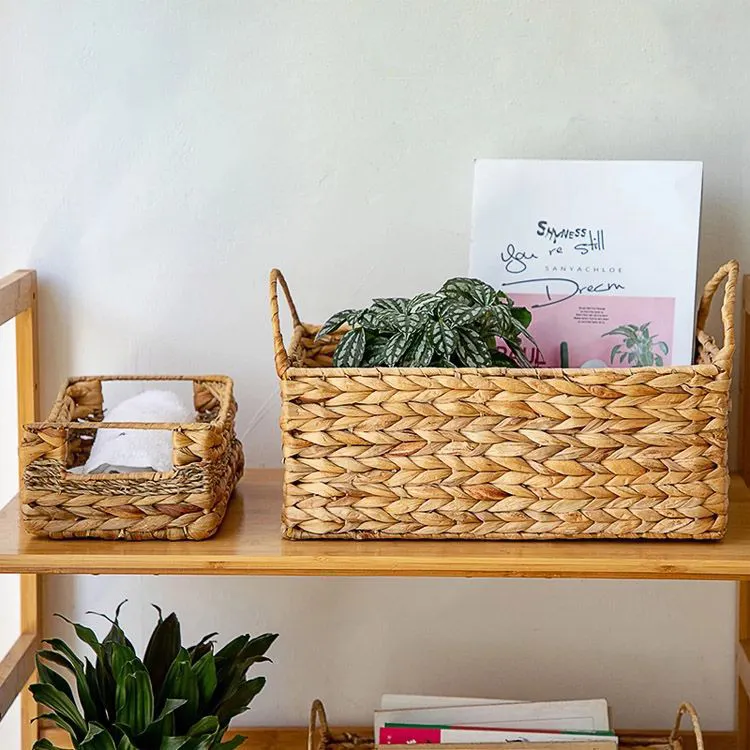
[308,700,705,750]
[20,375,244,541]
[272,261,738,541]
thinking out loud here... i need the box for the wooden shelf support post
[17,271,40,750]
[0,270,41,747]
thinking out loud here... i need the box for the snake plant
[31,602,277,750]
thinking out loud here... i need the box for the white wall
[0,0,746,739]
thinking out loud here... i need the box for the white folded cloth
[80,390,192,474]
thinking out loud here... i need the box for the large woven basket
[272,261,738,541]
[20,375,244,541]
[308,699,705,750]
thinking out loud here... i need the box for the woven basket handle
[308,699,330,750]
[696,260,739,370]
[270,268,301,378]
[669,702,704,750]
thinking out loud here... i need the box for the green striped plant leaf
[315,309,355,339]
[383,332,413,366]
[403,328,435,367]
[332,328,366,367]
[455,328,492,367]
[432,320,456,358]
[373,297,408,313]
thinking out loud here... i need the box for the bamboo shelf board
[41,725,733,750]
[2,470,750,579]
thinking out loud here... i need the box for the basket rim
[281,359,724,378]
[29,374,236,432]
[282,321,726,378]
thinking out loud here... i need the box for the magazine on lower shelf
[376,695,616,747]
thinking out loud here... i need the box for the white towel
[82,390,191,474]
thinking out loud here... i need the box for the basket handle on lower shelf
[309,699,331,750]
[270,268,302,378]
[696,259,739,371]
[669,702,705,750]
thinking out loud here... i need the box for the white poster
[469,159,703,367]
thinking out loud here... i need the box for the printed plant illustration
[316,277,535,368]
[603,322,669,367]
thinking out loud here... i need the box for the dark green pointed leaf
[315,309,354,339]
[39,644,98,723]
[84,657,108,720]
[97,646,117,724]
[155,697,188,724]
[35,653,75,704]
[43,638,85,672]
[160,648,200,734]
[215,676,266,726]
[332,327,366,367]
[214,636,249,665]
[192,651,218,704]
[115,661,154,736]
[139,697,187,744]
[118,736,139,750]
[106,641,138,682]
[432,320,456,358]
[55,614,104,659]
[187,715,220,737]
[30,683,87,740]
[188,633,217,663]
[218,737,247,750]
[90,605,135,652]
[144,611,181,696]
[33,710,82,740]
[158,738,191,750]
[79,722,117,750]
[32,740,65,750]
[237,633,278,662]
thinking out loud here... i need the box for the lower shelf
[41,724,735,750]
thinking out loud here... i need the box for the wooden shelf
[2,470,750,578]
[40,724,733,750]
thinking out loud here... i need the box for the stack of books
[375,695,617,748]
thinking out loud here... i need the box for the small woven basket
[20,375,244,541]
[272,261,738,541]
[308,699,705,750]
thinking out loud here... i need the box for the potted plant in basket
[316,277,535,368]
[30,602,277,750]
